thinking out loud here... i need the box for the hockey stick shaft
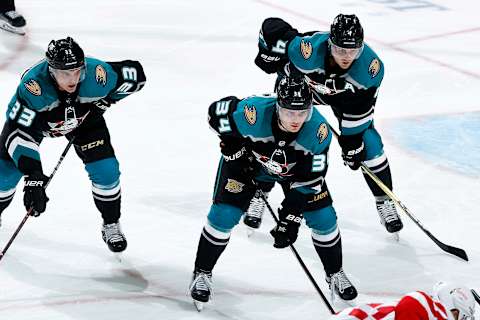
[0,137,75,261]
[329,126,468,261]
[257,189,336,314]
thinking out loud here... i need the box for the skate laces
[4,11,21,19]
[190,271,213,296]
[376,198,399,223]
[103,223,125,243]
[329,269,353,293]
[246,191,268,218]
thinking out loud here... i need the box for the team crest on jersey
[368,58,381,78]
[244,104,257,125]
[24,80,41,96]
[317,123,328,143]
[95,65,107,86]
[225,179,245,193]
[300,40,312,59]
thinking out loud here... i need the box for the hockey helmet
[276,76,312,111]
[329,14,363,49]
[433,282,476,320]
[46,37,85,70]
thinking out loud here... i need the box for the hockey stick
[472,289,480,305]
[256,188,336,315]
[0,137,75,262]
[329,126,468,261]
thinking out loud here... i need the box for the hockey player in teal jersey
[189,76,357,311]
[0,37,146,253]
[251,14,403,236]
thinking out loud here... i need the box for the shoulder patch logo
[225,179,245,194]
[95,65,107,86]
[300,40,313,59]
[244,104,257,125]
[368,58,381,78]
[317,123,329,143]
[24,80,41,96]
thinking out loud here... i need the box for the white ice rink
[0,0,479,319]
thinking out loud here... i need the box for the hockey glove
[270,207,302,248]
[254,18,298,74]
[23,172,49,217]
[338,133,365,170]
[87,98,113,116]
[220,138,256,181]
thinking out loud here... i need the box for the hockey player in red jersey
[330,282,476,320]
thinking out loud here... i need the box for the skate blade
[392,232,400,242]
[193,300,204,312]
[0,23,25,35]
[113,252,124,263]
[330,291,357,308]
[246,227,256,237]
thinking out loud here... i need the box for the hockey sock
[92,184,121,224]
[362,161,393,197]
[194,223,230,272]
[312,229,342,275]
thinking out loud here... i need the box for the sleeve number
[116,67,143,94]
[312,154,327,172]
[215,100,232,133]
[272,40,287,54]
[8,101,36,127]
[122,67,138,81]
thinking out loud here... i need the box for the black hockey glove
[270,207,302,248]
[254,18,298,74]
[338,133,365,171]
[89,98,112,115]
[220,138,256,180]
[23,172,49,217]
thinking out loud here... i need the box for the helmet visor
[277,104,312,122]
[49,65,86,83]
[329,39,363,59]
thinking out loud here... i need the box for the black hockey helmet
[329,14,364,49]
[46,37,85,70]
[276,76,312,110]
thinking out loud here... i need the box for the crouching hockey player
[247,14,403,238]
[189,76,357,311]
[0,37,146,253]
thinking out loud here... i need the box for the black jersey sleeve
[254,18,298,74]
[106,60,147,102]
[207,96,244,140]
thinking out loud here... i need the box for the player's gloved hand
[220,138,256,181]
[89,98,113,116]
[254,18,298,74]
[270,207,302,248]
[338,133,365,170]
[23,172,49,217]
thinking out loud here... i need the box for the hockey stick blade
[328,125,468,261]
[434,239,468,261]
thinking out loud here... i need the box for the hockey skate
[243,190,268,236]
[101,222,127,253]
[189,268,213,311]
[376,196,403,240]
[0,11,26,35]
[327,269,358,303]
